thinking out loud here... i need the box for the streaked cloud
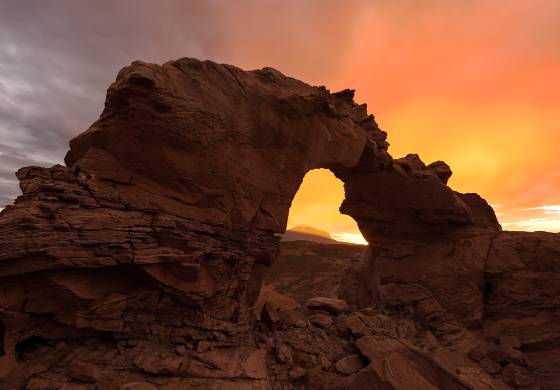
[498,205,560,232]
[524,205,560,214]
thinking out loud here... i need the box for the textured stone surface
[306,297,349,314]
[0,57,558,389]
[271,239,560,388]
[64,59,371,233]
[334,354,364,375]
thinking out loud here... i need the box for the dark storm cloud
[0,0,229,207]
[0,0,366,208]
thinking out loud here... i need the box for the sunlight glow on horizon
[287,169,365,244]
[331,232,368,245]
[500,204,560,232]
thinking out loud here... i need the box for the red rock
[500,335,522,350]
[426,160,453,184]
[318,355,332,370]
[289,366,307,380]
[468,343,489,362]
[0,57,557,389]
[308,314,333,329]
[67,361,99,383]
[26,378,51,390]
[480,358,502,375]
[355,336,405,361]
[306,297,349,314]
[501,363,535,388]
[334,354,364,375]
[119,383,157,390]
[256,286,305,328]
[133,353,183,376]
[348,349,471,390]
[276,344,293,364]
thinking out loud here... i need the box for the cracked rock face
[0,58,558,389]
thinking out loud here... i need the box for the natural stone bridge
[0,58,558,389]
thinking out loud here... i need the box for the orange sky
[2,0,559,242]
[215,0,560,241]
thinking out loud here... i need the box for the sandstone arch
[60,58,497,317]
[1,58,558,388]
[0,56,495,365]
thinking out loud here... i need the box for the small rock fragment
[175,345,187,356]
[67,361,99,383]
[319,354,332,370]
[501,363,535,388]
[468,343,488,362]
[309,314,333,329]
[500,335,522,350]
[197,341,212,353]
[306,297,349,315]
[289,366,307,380]
[480,357,501,375]
[26,378,51,390]
[276,344,293,364]
[334,354,364,375]
[295,320,307,328]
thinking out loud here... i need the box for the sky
[1,0,559,243]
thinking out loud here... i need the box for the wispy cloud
[523,205,560,214]
[498,204,560,232]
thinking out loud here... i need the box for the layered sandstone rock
[0,57,557,389]
[273,232,560,389]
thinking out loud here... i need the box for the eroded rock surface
[272,237,560,389]
[0,57,558,389]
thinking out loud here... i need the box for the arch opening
[285,169,366,245]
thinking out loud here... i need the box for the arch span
[0,58,507,388]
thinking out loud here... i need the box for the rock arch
[61,58,496,313]
[4,58,557,388]
[0,57,496,352]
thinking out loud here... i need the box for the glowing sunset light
[330,232,368,245]
[286,1,560,240]
[287,169,364,243]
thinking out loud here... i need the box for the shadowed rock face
[0,58,556,389]
[65,58,370,232]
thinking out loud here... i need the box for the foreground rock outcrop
[0,57,558,389]
[276,236,560,389]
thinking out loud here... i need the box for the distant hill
[281,225,339,244]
